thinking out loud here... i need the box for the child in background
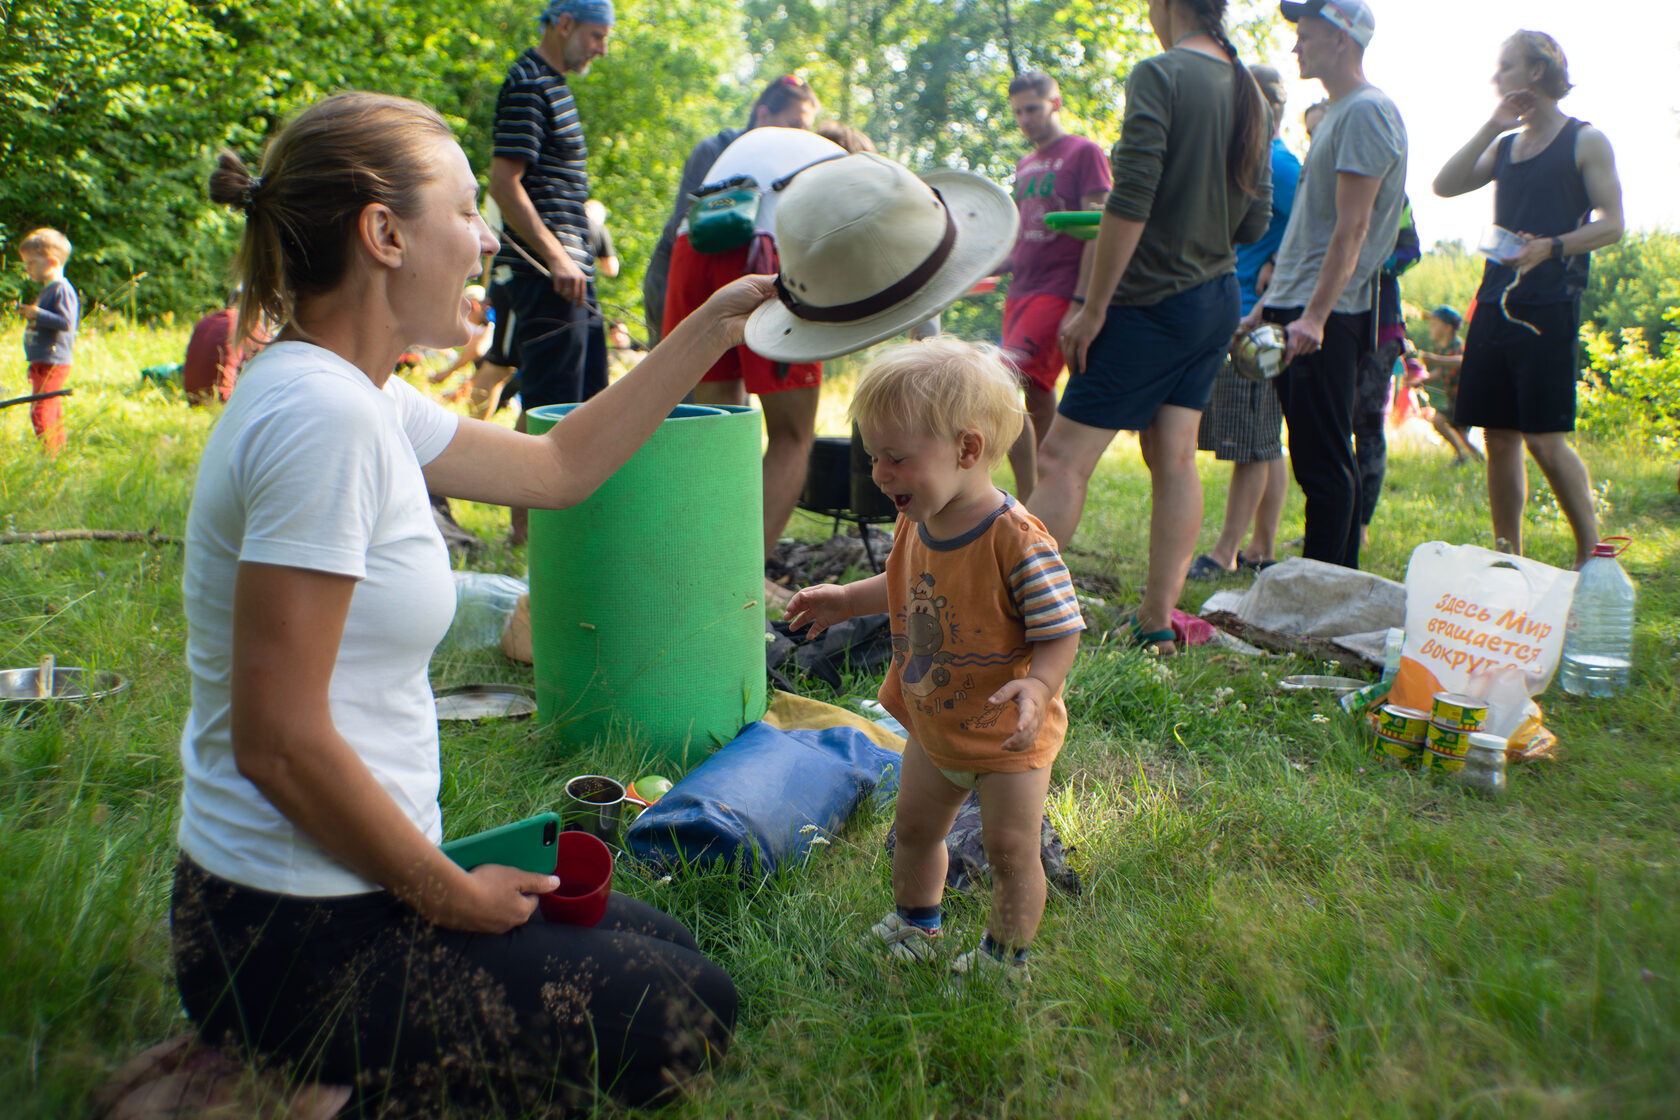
[1414,305,1482,464]
[18,227,80,453]
[785,339,1084,985]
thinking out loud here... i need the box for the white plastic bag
[441,572,528,652]
[1389,543,1578,739]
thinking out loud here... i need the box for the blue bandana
[540,0,614,26]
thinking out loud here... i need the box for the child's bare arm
[992,631,1081,753]
[784,572,889,640]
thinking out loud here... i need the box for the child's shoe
[951,943,1031,987]
[870,911,941,963]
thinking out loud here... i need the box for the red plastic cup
[537,830,614,927]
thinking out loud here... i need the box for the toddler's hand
[783,583,851,641]
[990,677,1051,752]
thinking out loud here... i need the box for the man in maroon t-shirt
[1002,72,1111,499]
[181,304,246,405]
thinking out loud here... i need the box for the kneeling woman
[173,92,769,1114]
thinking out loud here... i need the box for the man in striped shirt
[488,0,613,543]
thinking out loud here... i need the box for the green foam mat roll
[525,403,767,769]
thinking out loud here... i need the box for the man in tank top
[1432,30,1624,569]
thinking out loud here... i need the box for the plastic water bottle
[1559,539,1636,697]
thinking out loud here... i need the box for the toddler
[18,227,80,453]
[786,339,1084,984]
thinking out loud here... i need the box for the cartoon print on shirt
[896,572,953,700]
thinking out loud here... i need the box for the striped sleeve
[1008,543,1085,641]
[493,71,547,165]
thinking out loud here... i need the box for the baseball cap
[1281,0,1375,48]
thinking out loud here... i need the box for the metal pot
[1232,324,1287,382]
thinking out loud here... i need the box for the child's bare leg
[974,764,1055,949]
[891,738,971,909]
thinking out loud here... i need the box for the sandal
[1103,612,1177,655]
[1185,554,1234,582]
[1236,551,1279,572]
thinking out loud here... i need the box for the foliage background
[3,0,1670,368]
[0,0,1173,328]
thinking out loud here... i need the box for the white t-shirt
[177,342,461,896]
[691,126,845,236]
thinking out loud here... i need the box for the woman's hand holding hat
[700,274,780,350]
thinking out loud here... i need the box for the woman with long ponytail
[175,92,767,1113]
[1028,0,1272,653]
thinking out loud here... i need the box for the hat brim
[743,169,1018,363]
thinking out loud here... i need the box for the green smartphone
[441,812,561,874]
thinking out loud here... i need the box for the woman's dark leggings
[171,857,736,1117]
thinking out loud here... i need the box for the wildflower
[656,875,673,885]
[1311,714,1329,724]
[798,823,818,834]
[808,836,831,847]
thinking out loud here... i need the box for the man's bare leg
[1244,457,1288,563]
[1483,428,1527,554]
[1524,432,1599,567]
[758,385,821,557]
[1208,460,1269,570]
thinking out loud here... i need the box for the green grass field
[3,322,1677,1118]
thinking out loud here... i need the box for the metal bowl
[0,666,130,712]
[434,684,537,722]
[1278,674,1367,695]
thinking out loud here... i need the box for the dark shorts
[496,270,602,409]
[1455,299,1580,433]
[1196,359,1283,462]
[1058,273,1239,432]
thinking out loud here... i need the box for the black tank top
[1475,117,1592,306]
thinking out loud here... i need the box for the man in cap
[642,75,820,346]
[1240,0,1407,570]
[489,0,614,544]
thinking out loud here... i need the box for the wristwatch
[1549,237,1565,260]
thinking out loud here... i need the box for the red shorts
[663,235,821,395]
[1002,292,1071,393]
[27,362,71,453]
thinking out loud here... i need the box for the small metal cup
[561,775,627,849]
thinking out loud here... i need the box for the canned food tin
[1431,692,1489,731]
[1375,704,1432,744]
[1370,731,1423,768]
[1426,721,1472,771]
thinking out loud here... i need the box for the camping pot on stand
[797,425,898,570]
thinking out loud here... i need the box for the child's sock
[896,904,942,933]
[979,932,1030,964]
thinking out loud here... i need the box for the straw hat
[744,153,1015,362]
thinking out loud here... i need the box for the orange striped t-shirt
[878,497,1084,773]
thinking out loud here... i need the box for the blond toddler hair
[19,227,72,264]
[848,338,1025,470]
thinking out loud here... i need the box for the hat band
[774,194,957,324]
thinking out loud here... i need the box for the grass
[2,321,1678,1118]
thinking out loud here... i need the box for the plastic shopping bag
[1388,543,1577,757]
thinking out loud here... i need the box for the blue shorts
[1057,273,1239,432]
